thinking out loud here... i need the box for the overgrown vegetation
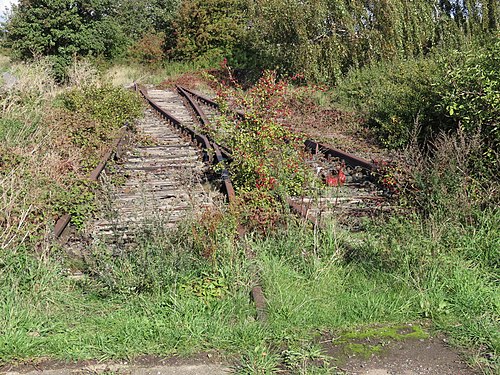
[334,36,499,151]
[0,0,499,373]
[0,58,142,245]
[214,70,313,194]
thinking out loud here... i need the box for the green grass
[1,209,498,373]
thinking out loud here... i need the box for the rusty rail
[304,140,375,171]
[54,125,129,239]
[175,86,266,319]
[137,84,236,204]
[178,86,219,108]
[177,86,387,230]
[176,86,233,161]
[177,85,376,171]
[136,84,212,162]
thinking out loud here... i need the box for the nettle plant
[213,69,313,197]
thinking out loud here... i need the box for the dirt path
[1,336,480,375]
[336,337,478,374]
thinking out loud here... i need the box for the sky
[0,0,16,21]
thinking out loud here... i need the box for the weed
[236,345,280,374]
[281,342,331,374]
[1,59,143,246]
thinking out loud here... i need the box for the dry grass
[66,59,101,87]
[104,64,162,87]
[0,59,103,249]
[0,54,10,71]
[1,58,57,119]
[403,127,498,222]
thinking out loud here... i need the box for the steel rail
[304,140,375,171]
[137,84,236,203]
[176,85,233,161]
[176,86,389,319]
[54,125,129,239]
[175,86,266,320]
[136,84,211,163]
[177,86,376,171]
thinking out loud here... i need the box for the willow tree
[245,0,499,83]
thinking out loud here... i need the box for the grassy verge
[104,60,218,87]
[1,208,498,372]
[1,57,498,374]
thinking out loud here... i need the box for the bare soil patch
[0,352,227,375]
[321,330,479,375]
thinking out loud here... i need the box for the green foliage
[128,32,166,64]
[244,0,498,83]
[334,37,500,155]
[61,84,142,130]
[0,212,498,371]
[166,0,247,64]
[0,118,33,144]
[352,210,500,359]
[115,0,180,42]
[214,70,314,197]
[440,36,500,152]
[50,179,97,230]
[86,226,203,295]
[237,345,280,374]
[50,84,142,226]
[334,56,447,148]
[180,272,229,303]
[3,0,129,78]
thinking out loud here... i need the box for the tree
[113,0,180,42]
[3,0,127,77]
[166,0,247,63]
[244,0,499,83]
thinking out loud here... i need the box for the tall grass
[0,57,497,374]
[1,206,497,372]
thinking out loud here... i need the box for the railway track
[174,85,391,228]
[54,82,389,321]
[56,86,231,246]
[92,110,219,244]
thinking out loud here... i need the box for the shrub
[1,75,143,245]
[404,129,494,222]
[214,70,314,196]
[334,56,448,148]
[128,32,166,64]
[439,36,500,155]
[334,36,500,157]
[4,0,128,80]
[61,84,143,130]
